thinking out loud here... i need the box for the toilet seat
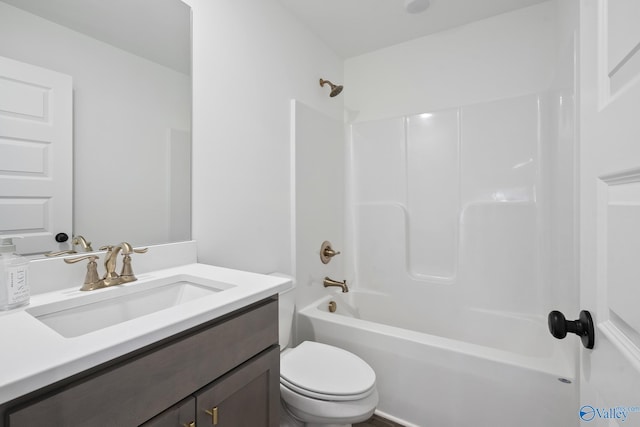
[280,341,376,401]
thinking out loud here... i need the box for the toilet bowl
[275,275,378,427]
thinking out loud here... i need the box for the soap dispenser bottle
[0,237,30,310]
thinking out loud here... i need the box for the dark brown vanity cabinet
[143,347,280,427]
[3,297,280,427]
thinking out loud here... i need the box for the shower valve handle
[548,310,595,349]
[320,241,341,264]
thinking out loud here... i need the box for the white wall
[292,101,344,310]
[342,1,578,319]
[0,2,190,248]
[185,0,343,275]
[184,0,578,319]
[344,2,556,123]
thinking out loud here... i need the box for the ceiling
[1,0,190,74]
[277,0,549,58]
[2,0,549,71]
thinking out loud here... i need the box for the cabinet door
[196,347,280,427]
[140,396,195,427]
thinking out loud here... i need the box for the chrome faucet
[323,277,348,293]
[64,242,147,291]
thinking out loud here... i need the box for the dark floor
[354,414,406,427]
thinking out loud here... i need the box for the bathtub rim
[297,291,576,381]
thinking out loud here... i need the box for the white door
[0,56,72,255]
[579,0,640,424]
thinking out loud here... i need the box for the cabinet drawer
[8,298,278,427]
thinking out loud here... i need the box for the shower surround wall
[340,3,579,422]
[343,1,574,317]
[350,93,548,317]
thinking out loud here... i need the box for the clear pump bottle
[0,237,30,310]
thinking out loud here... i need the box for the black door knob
[548,310,595,349]
[55,232,69,243]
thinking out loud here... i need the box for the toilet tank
[270,273,296,350]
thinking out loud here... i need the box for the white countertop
[0,263,291,405]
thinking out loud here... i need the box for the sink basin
[26,275,234,338]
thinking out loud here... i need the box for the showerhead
[319,78,343,97]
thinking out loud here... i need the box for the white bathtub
[297,290,577,427]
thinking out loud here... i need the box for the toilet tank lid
[280,341,376,398]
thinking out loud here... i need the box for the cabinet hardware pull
[183,422,195,427]
[204,407,218,425]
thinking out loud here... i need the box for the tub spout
[324,277,348,293]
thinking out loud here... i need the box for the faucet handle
[63,254,98,264]
[109,243,148,255]
[45,249,77,257]
[97,244,147,254]
[64,255,103,291]
[320,241,341,264]
[119,246,147,283]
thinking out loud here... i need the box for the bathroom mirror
[0,0,192,255]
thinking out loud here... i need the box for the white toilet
[277,279,378,427]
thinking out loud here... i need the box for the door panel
[0,55,72,254]
[580,0,640,424]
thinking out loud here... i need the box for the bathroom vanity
[3,297,279,426]
[0,244,289,427]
